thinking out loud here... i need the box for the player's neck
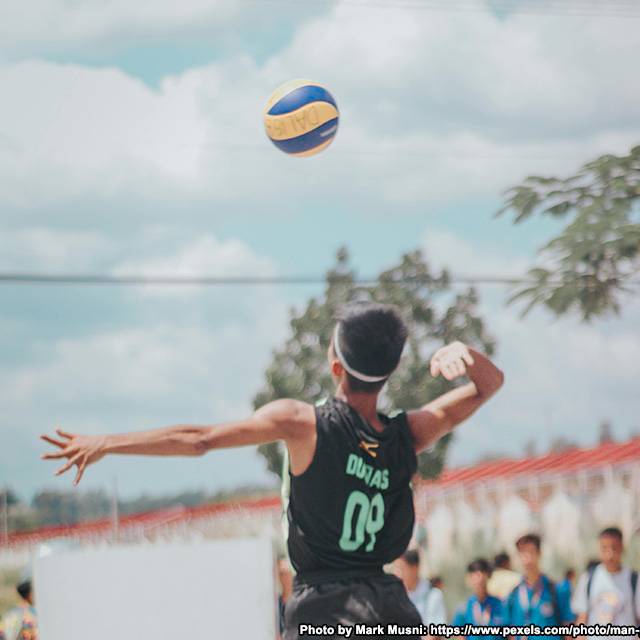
[604,562,622,574]
[475,588,488,602]
[524,569,542,585]
[405,572,420,592]
[335,386,381,428]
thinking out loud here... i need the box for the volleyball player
[41,302,505,639]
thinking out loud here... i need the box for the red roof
[425,436,640,489]
[4,496,280,548]
[5,437,639,548]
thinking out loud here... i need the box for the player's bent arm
[408,347,504,453]
[195,399,315,452]
[40,399,315,485]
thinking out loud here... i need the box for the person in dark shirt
[41,302,505,639]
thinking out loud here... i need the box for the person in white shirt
[394,549,447,624]
[572,527,640,640]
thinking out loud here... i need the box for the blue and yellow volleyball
[263,79,339,157]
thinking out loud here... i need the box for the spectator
[2,574,38,640]
[394,549,447,624]
[572,527,640,639]
[452,558,504,640]
[431,576,444,591]
[488,552,520,600]
[585,559,600,573]
[505,534,573,639]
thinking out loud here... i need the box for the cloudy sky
[1,0,639,500]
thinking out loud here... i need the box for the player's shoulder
[255,399,316,443]
[258,398,315,426]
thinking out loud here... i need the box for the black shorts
[283,571,423,640]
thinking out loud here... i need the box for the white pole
[111,478,119,543]
[1,485,8,546]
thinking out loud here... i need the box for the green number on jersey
[339,491,385,552]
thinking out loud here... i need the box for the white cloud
[3,323,271,410]
[2,2,640,496]
[448,306,640,466]
[0,0,241,51]
[0,227,115,270]
[1,315,289,495]
[0,61,207,206]
[422,228,530,277]
[0,230,288,495]
[111,233,277,297]
[1,7,639,211]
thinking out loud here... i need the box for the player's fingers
[55,453,83,476]
[74,458,87,486]
[454,359,465,377]
[462,349,475,366]
[430,358,441,377]
[40,434,67,448]
[41,450,70,460]
[56,427,74,439]
[442,363,455,380]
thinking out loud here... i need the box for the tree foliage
[253,248,496,480]
[498,145,640,320]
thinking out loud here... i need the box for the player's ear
[331,358,344,378]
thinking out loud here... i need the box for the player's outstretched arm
[40,399,315,486]
[407,342,504,453]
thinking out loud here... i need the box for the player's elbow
[170,427,209,456]
[192,430,215,456]
[485,367,505,396]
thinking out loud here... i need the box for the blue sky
[1,0,639,501]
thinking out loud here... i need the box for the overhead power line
[1,273,639,287]
[202,143,586,160]
[246,0,640,18]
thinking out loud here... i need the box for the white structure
[35,538,276,640]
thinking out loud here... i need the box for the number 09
[339,491,385,552]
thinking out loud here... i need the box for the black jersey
[286,397,417,576]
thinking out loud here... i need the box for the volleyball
[263,79,339,157]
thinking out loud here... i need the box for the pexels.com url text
[298,623,640,637]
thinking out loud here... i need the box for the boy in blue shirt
[505,534,574,639]
[453,558,504,640]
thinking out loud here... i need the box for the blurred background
[1,0,639,627]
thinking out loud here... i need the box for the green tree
[253,248,495,479]
[498,145,640,321]
[0,488,20,507]
[31,489,111,526]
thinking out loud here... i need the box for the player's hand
[430,341,474,381]
[40,428,107,485]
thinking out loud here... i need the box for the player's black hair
[493,552,511,568]
[16,579,31,601]
[599,526,623,542]
[401,549,420,567]
[334,302,407,394]
[467,558,492,575]
[515,533,542,551]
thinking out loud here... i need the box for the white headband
[332,324,389,383]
